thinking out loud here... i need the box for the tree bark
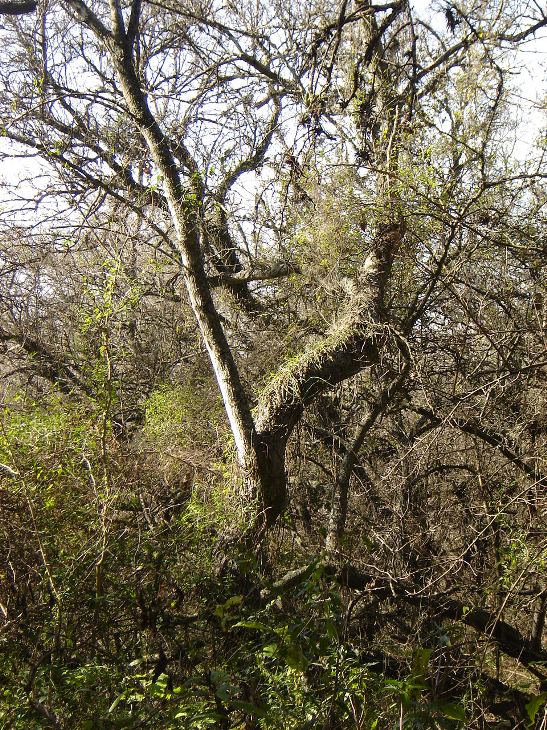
[101,27,258,468]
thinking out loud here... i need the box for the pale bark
[102,22,256,467]
[58,0,265,517]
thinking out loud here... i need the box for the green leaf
[526,692,547,723]
[108,693,124,713]
[215,682,231,701]
[412,647,432,678]
[262,643,279,658]
[233,619,270,632]
[215,594,244,618]
[324,618,338,640]
[283,645,309,672]
[437,701,466,721]
[224,594,244,608]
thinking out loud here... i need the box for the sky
[0,0,546,217]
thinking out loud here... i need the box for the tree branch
[63,0,111,39]
[269,562,547,672]
[0,1,36,14]
[413,406,547,489]
[256,222,405,439]
[326,359,410,550]
[0,328,95,398]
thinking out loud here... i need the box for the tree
[1,0,545,531]
[1,0,546,726]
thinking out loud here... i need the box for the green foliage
[143,381,223,452]
[526,692,547,725]
[0,471,470,730]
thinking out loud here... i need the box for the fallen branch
[268,561,547,673]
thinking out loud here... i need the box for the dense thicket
[0,0,546,727]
